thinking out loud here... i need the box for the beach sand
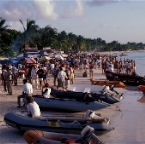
[0,68,145,144]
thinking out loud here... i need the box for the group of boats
[4,79,128,143]
[105,70,145,86]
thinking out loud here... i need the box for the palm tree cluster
[0,18,144,57]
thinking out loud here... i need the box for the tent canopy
[23,58,36,64]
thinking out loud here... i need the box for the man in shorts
[37,66,45,90]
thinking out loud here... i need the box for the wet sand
[0,69,145,144]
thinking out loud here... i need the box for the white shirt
[22,82,33,95]
[50,64,55,70]
[43,87,51,98]
[57,70,67,81]
[109,64,114,72]
[27,101,41,118]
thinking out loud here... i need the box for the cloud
[0,1,30,20]
[86,0,119,6]
[0,0,59,30]
[60,0,84,18]
[75,0,84,16]
[33,0,58,20]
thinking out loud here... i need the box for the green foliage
[0,17,144,57]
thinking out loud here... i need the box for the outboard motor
[109,85,119,95]
[80,125,103,144]
[101,85,116,96]
[84,110,110,124]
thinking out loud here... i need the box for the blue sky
[0,0,145,44]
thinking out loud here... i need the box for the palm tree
[38,26,58,49]
[0,18,10,56]
[19,19,39,52]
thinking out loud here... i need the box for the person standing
[37,66,45,90]
[57,67,67,90]
[17,79,33,108]
[69,66,75,84]
[89,63,94,79]
[0,64,2,85]
[6,67,13,95]
[12,65,18,86]
[31,65,38,89]
[52,64,60,86]
[2,64,7,91]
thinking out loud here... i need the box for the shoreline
[0,68,144,143]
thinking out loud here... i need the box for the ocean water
[120,50,145,76]
[99,50,145,143]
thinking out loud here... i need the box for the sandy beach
[0,68,145,144]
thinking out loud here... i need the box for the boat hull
[50,88,121,104]
[105,70,145,86]
[4,113,114,135]
[66,84,122,104]
[24,130,80,144]
[33,96,109,112]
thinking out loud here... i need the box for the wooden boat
[138,85,145,94]
[105,70,145,86]
[90,78,125,88]
[32,96,109,111]
[51,88,122,104]
[23,125,103,144]
[4,113,114,135]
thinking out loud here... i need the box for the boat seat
[60,120,82,128]
[72,87,76,91]
[83,88,91,93]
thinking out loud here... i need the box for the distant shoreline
[96,49,145,55]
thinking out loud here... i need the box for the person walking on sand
[89,63,94,79]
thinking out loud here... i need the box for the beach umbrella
[39,56,51,63]
[55,54,64,60]
[23,58,36,64]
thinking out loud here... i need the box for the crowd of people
[0,52,137,118]
[0,52,137,95]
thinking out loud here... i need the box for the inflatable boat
[23,125,103,144]
[90,78,125,88]
[4,113,114,135]
[32,96,109,112]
